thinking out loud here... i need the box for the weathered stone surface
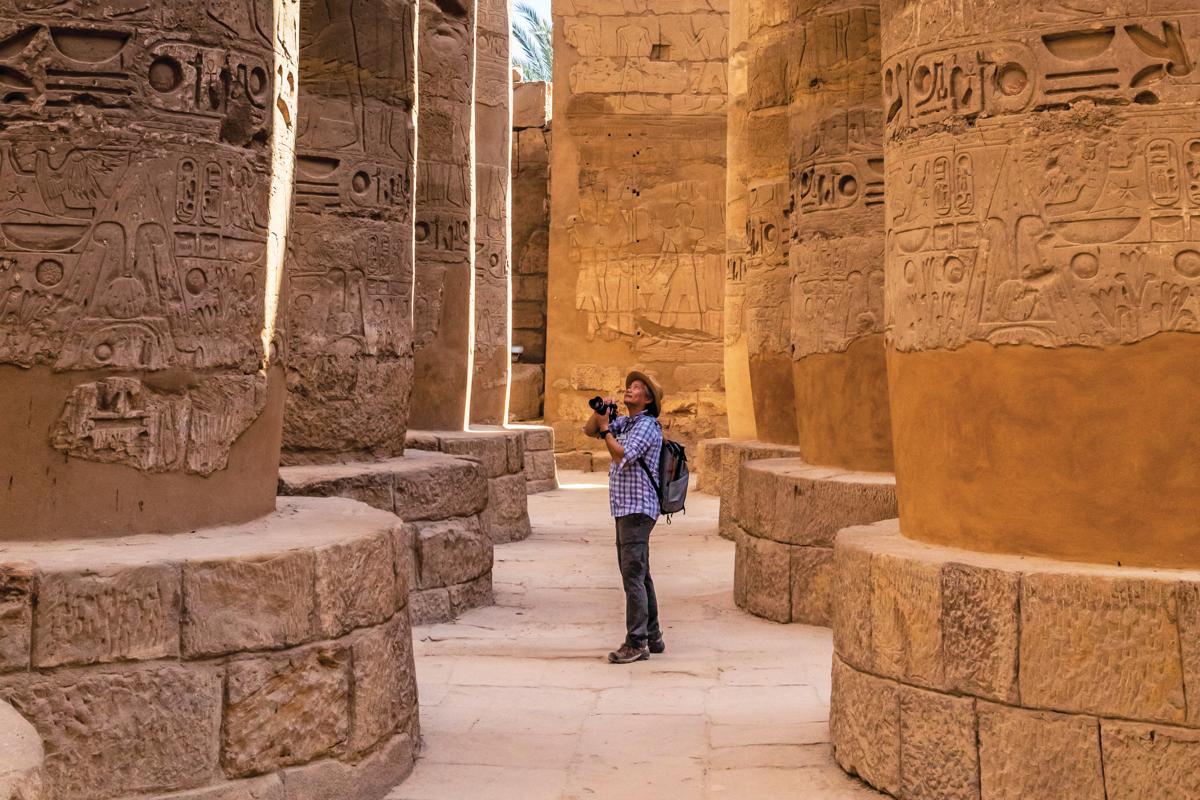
[941,562,1019,703]
[527,479,558,494]
[483,474,532,544]
[280,732,416,800]
[422,432,511,479]
[2,665,221,800]
[1020,572,1185,724]
[555,452,593,473]
[416,517,492,590]
[449,572,494,617]
[1102,720,1200,800]
[733,530,791,623]
[830,657,900,796]
[182,551,316,658]
[0,699,43,800]
[313,531,398,638]
[224,646,351,777]
[523,449,557,485]
[391,524,417,607]
[392,456,489,522]
[0,567,32,672]
[899,685,979,800]
[719,442,801,540]
[790,546,834,628]
[513,81,548,128]
[348,618,413,756]
[510,364,545,421]
[409,589,452,626]
[33,564,179,668]
[871,550,943,689]
[832,529,875,671]
[695,438,728,495]
[1177,581,1200,727]
[277,467,396,515]
[977,703,1104,800]
[515,425,554,454]
[147,775,285,800]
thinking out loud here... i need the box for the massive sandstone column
[831,3,1200,796]
[0,0,295,538]
[282,0,417,464]
[545,0,730,465]
[470,0,512,425]
[410,0,476,431]
[726,0,797,445]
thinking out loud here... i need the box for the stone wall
[282,0,417,465]
[512,424,560,494]
[279,450,498,625]
[0,499,418,800]
[0,700,43,800]
[410,0,476,431]
[545,0,731,459]
[511,81,552,421]
[471,0,514,425]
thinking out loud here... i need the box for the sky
[511,0,553,75]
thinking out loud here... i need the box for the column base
[830,520,1200,799]
[509,423,559,494]
[279,451,495,625]
[717,440,802,541]
[0,498,419,800]
[695,438,732,495]
[733,459,895,626]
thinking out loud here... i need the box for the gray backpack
[635,418,689,518]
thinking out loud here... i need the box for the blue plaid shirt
[606,412,663,519]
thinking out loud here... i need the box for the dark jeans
[615,513,661,647]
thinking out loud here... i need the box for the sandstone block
[517,426,554,452]
[524,449,557,483]
[871,550,943,690]
[734,531,791,623]
[277,469,395,516]
[148,775,285,800]
[2,665,221,800]
[1176,581,1200,726]
[0,567,32,672]
[313,531,398,638]
[1101,720,1200,800]
[409,589,452,626]
[509,365,545,421]
[504,432,525,475]
[1019,572,1185,724]
[449,572,494,617]
[527,478,558,494]
[483,474,532,544]
[224,645,351,777]
[555,452,593,472]
[832,531,874,670]
[899,685,979,800]
[391,524,417,607]
[182,551,316,658]
[33,563,180,668]
[416,518,493,589]
[513,81,549,128]
[790,546,834,627]
[941,562,1019,703]
[977,703,1104,800]
[280,732,415,800]
[392,458,488,521]
[428,433,510,479]
[403,432,442,452]
[348,618,413,755]
[695,438,728,495]
[830,657,900,796]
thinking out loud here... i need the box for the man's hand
[594,395,616,432]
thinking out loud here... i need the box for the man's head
[624,371,662,417]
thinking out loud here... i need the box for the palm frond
[512,3,553,83]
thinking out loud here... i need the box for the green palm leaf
[512,2,552,83]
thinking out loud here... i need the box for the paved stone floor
[387,472,883,800]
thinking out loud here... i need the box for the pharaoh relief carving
[883,7,1200,351]
[789,4,887,358]
[0,1,281,472]
[284,0,416,457]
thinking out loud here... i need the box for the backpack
[634,417,690,518]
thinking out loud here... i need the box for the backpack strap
[629,415,664,509]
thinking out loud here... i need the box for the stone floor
[387,472,883,800]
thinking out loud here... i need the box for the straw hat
[625,370,663,415]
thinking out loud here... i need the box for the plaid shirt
[606,412,663,519]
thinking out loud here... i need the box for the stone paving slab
[386,472,883,800]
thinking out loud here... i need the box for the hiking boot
[607,643,649,664]
[648,636,665,655]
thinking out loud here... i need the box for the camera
[588,395,618,423]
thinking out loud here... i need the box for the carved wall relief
[882,5,1200,352]
[471,0,511,425]
[282,0,417,462]
[410,0,474,431]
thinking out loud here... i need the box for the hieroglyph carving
[883,8,1200,351]
[284,0,416,457]
[789,5,886,359]
[0,0,285,471]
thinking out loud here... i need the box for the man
[584,371,665,664]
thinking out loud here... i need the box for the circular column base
[0,498,419,800]
[716,440,802,541]
[830,520,1200,798]
[733,459,895,626]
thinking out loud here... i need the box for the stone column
[282,0,418,464]
[470,0,512,425]
[410,0,476,431]
[789,0,892,473]
[831,4,1200,796]
[0,0,296,539]
[726,0,797,445]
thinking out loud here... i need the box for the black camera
[588,395,618,423]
